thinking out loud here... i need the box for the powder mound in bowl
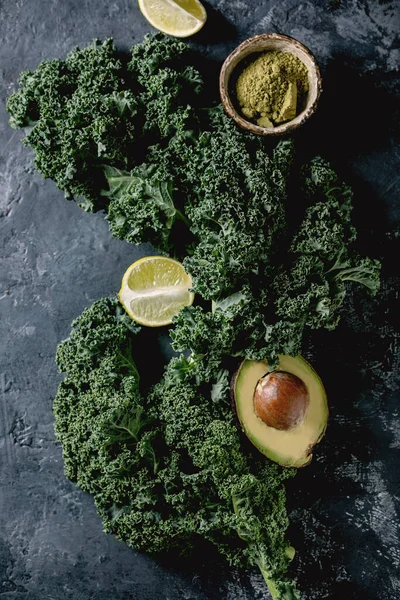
[236,50,309,127]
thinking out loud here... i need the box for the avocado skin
[232,356,328,468]
[230,369,240,424]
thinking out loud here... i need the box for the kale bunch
[54,297,299,599]
[181,111,293,298]
[12,35,381,598]
[6,34,381,313]
[171,156,381,366]
[5,35,294,257]
[7,39,134,209]
[7,34,202,220]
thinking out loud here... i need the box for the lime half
[138,0,207,38]
[119,256,194,327]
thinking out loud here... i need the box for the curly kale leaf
[128,33,203,138]
[182,116,294,298]
[56,296,140,383]
[7,34,202,221]
[128,32,195,78]
[54,298,299,598]
[291,157,356,258]
[103,165,186,250]
[171,306,236,381]
[232,473,299,600]
[273,158,381,332]
[7,39,136,208]
[326,251,381,294]
[53,297,177,554]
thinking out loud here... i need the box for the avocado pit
[253,370,310,431]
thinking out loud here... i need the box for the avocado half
[233,355,328,468]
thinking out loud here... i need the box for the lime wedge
[138,0,207,38]
[119,256,194,327]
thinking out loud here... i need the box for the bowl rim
[219,32,322,136]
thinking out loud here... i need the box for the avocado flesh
[234,355,328,468]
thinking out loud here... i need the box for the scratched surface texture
[0,1,399,599]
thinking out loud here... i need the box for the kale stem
[256,562,280,600]
[256,558,300,600]
[116,348,139,379]
[112,423,138,441]
[175,208,191,228]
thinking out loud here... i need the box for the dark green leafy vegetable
[7,35,380,312]
[272,158,381,334]
[10,34,381,599]
[7,34,202,222]
[181,114,292,298]
[102,165,184,249]
[7,39,133,209]
[171,155,380,367]
[54,297,299,598]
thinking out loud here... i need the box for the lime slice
[138,0,207,38]
[119,256,194,327]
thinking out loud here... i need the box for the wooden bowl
[219,33,322,136]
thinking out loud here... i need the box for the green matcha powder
[236,50,309,128]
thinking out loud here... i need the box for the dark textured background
[1,1,399,599]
